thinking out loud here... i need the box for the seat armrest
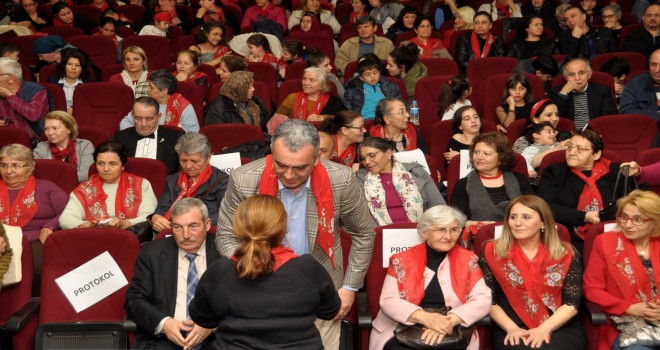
[581,300,607,325]
[122,319,137,332]
[5,297,40,333]
[356,291,372,328]
[475,315,490,326]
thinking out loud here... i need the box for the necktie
[185,253,199,320]
[138,133,155,140]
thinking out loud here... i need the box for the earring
[541,228,545,235]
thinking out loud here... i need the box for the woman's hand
[33,16,47,24]
[496,124,508,134]
[100,218,132,229]
[78,221,97,228]
[175,71,188,82]
[626,302,660,321]
[523,325,551,348]
[444,149,459,162]
[528,169,538,179]
[307,114,324,122]
[421,328,445,345]
[196,7,207,18]
[504,326,529,346]
[506,95,516,111]
[420,312,455,334]
[584,210,600,224]
[0,236,6,255]
[39,228,54,245]
[621,161,641,177]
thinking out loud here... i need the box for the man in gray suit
[216,119,375,350]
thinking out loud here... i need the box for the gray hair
[174,132,212,158]
[0,144,35,170]
[148,69,178,94]
[303,66,331,93]
[602,3,622,19]
[133,96,159,115]
[272,119,320,154]
[416,205,467,237]
[555,3,571,17]
[170,197,209,222]
[0,57,22,81]
[562,57,592,76]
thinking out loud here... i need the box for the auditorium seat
[72,82,134,136]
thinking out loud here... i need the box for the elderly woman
[385,7,418,42]
[119,70,200,132]
[288,0,342,34]
[477,0,522,20]
[189,20,232,70]
[584,190,660,350]
[479,195,585,350]
[33,111,94,183]
[355,137,444,226]
[370,98,425,153]
[217,55,248,82]
[455,11,505,72]
[386,43,428,102]
[59,141,158,230]
[108,46,150,98]
[601,4,623,40]
[403,16,452,59]
[370,204,491,349]
[538,130,630,253]
[320,110,366,168]
[512,99,573,153]
[205,71,270,130]
[275,67,347,122]
[190,195,340,348]
[451,132,533,225]
[173,50,208,93]
[441,1,475,44]
[149,133,228,233]
[308,49,345,99]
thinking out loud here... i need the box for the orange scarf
[369,123,418,151]
[292,91,330,120]
[0,175,38,228]
[259,155,337,268]
[333,134,356,166]
[409,37,446,59]
[73,173,143,221]
[570,158,612,239]
[164,165,212,219]
[470,31,496,58]
[164,93,191,129]
[484,241,573,328]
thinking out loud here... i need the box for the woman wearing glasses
[401,16,452,59]
[583,190,660,350]
[537,130,632,253]
[369,98,425,152]
[355,137,444,226]
[320,110,366,169]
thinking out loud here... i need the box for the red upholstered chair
[167,25,185,45]
[41,26,85,40]
[37,63,57,83]
[287,31,336,64]
[72,82,134,136]
[196,63,218,92]
[277,79,303,105]
[481,73,545,124]
[0,236,37,350]
[414,75,454,143]
[208,81,271,113]
[618,23,643,50]
[11,35,40,68]
[176,81,205,128]
[424,154,439,184]
[550,71,616,107]
[247,62,278,105]
[466,57,519,114]
[588,114,657,162]
[200,124,265,154]
[101,63,124,81]
[116,25,136,38]
[538,149,620,179]
[635,148,660,193]
[438,20,454,34]
[116,5,146,25]
[385,76,407,101]
[592,52,648,75]
[0,128,32,148]
[447,29,471,59]
[21,64,33,82]
[284,61,307,81]
[39,82,67,111]
[72,5,102,24]
[343,61,359,83]
[34,159,79,194]
[78,125,110,147]
[122,36,171,70]
[69,35,118,70]
[88,157,168,198]
[171,35,197,63]
[335,1,352,24]
[420,58,459,76]
[505,118,576,145]
[36,228,139,349]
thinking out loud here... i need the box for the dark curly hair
[469,132,515,171]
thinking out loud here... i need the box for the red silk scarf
[164,164,212,220]
[0,175,38,228]
[570,158,612,239]
[74,173,143,221]
[292,91,330,120]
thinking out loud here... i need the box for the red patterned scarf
[73,173,143,221]
[49,140,78,169]
[333,134,356,166]
[570,158,612,239]
[259,155,337,268]
[471,31,496,58]
[388,243,482,305]
[369,123,418,151]
[261,52,279,65]
[231,245,300,272]
[0,175,38,228]
[164,164,212,219]
[601,232,660,302]
[409,37,446,59]
[484,241,573,328]
[292,91,330,120]
[164,93,191,128]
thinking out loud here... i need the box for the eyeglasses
[428,226,461,236]
[343,124,365,130]
[0,163,30,171]
[601,14,615,19]
[565,145,592,153]
[616,213,653,226]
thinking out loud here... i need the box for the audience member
[550,3,571,35]
[455,11,505,71]
[624,4,660,58]
[194,0,227,25]
[0,225,11,294]
[369,0,404,31]
[444,105,481,162]
[10,0,51,31]
[46,49,93,113]
[557,6,616,57]
[138,11,172,37]
[145,0,193,34]
[343,58,402,120]
[370,98,425,152]
[205,71,270,130]
[241,0,287,38]
[530,55,559,92]
[189,20,232,70]
[506,15,555,60]
[441,3,474,44]
[601,3,623,40]
[308,49,345,99]
[512,99,572,153]
[51,2,96,34]
[439,75,472,121]
[622,160,660,186]
[320,110,366,168]
[522,0,556,20]
[275,67,347,121]
[620,49,660,122]
[108,46,150,98]
[385,6,417,42]
[344,0,369,24]
[288,0,342,34]
[386,43,428,102]
[277,39,306,80]
[318,130,336,160]
[245,33,278,69]
[521,122,564,179]
[173,50,208,96]
[335,16,394,75]
[95,18,123,55]
[599,57,629,105]
[402,16,452,59]
[478,0,522,20]
[496,73,534,129]
[217,55,247,82]
[0,43,20,62]
[32,35,75,65]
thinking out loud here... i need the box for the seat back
[121,36,172,70]
[448,29,471,58]
[171,35,198,63]
[34,159,79,194]
[420,58,459,76]
[88,157,168,198]
[69,35,118,70]
[583,221,617,265]
[287,31,336,64]
[592,51,648,75]
[0,128,33,148]
[72,82,134,136]
[277,79,303,105]
[200,124,266,153]
[385,76,407,101]
[115,5,146,25]
[72,5,102,24]
[473,222,571,257]
[466,57,519,114]
[42,26,85,40]
[285,61,307,81]
[11,35,41,68]
[618,23,643,50]
[481,73,545,124]
[116,25,136,38]
[78,125,111,147]
[39,82,68,111]
[588,114,657,162]
[37,63,57,83]
[176,81,205,128]
[505,118,575,145]
[343,61,359,84]
[102,63,124,82]
[247,62,278,106]
[414,75,454,142]
[21,64,33,82]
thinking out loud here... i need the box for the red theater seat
[72,82,134,136]
[34,159,79,194]
[200,124,265,154]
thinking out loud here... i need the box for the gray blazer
[216,158,375,290]
[33,138,95,183]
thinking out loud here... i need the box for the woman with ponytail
[189,195,341,349]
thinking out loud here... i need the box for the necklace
[479,171,503,180]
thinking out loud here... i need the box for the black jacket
[557,26,616,57]
[113,126,184,175]
[455,33,505,71]
[547,81,617,123]
[506,37,556,60]
[623,26,660,59]
[204,95,270,131]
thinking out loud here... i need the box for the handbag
[610,315,660,347]
[599,164,638,216]
[394,307,473,349]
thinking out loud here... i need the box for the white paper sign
[393,149,431,175]
[210,153,242,174]
[493,225,504,239]
[55,251,128,313]
[459,149,473,179]
[382,228,423,268]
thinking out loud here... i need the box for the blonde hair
[232,195,289,279]
[0,144,35,171]
[616,190,660,237]
[456,6,476,29]
[122,45,148,70]
[495,195,570,260]
[44,111,78,140]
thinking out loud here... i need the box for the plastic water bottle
[410,100,420,127]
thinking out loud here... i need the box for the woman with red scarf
[370,204,491,349]
[537,130,631,253]
[275,67,347,122]
[369,98,423,152]
[584,190,660,350]
[455,11,505,72]
[33,111,94,183]
[173,50,209,96]
[480,195,585,350]
[59,141,158,230]
[189,195,340,349]
[404,16,452,59]
[320,110,366,169]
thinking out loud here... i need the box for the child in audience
[600,57,630,105]
[277,39,307,80]
[521,121,564,179]
[439,75,472,121]
[245,33,278,69]
[0,42,20,62]
[343,58,402,120]
[138,11,172,37]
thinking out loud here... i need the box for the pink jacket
[369,255,492,350]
